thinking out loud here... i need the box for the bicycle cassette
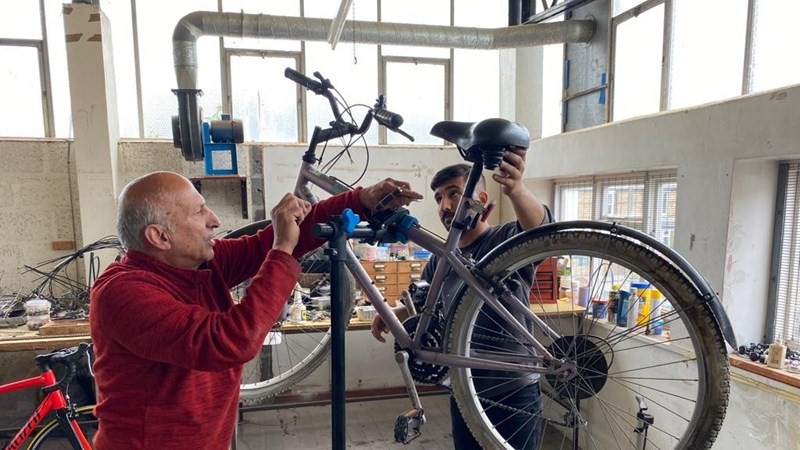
[394,314,448,385]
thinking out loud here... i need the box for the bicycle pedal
[394,408,424,444]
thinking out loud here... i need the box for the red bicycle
[1,342,96,449]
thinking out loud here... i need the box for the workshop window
[769,162,800,343]
[554,171,677,247]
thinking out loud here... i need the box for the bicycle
[1,343,97,449]
[235,67,736,450]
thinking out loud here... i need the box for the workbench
[0,302,587,353]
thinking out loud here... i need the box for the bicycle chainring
[545,335,609,400]
[394,314,449,385]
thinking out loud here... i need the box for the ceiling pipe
[173,11,594,89]
[171,11,595,160]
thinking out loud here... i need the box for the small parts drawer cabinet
[361,260,425,306]
[530,256,559,304]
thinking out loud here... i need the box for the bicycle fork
[393,350,426,444]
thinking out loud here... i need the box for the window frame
[554,170,678,246]
[224,48,303,142]
[0,0,55,138]
[379,55,452,145]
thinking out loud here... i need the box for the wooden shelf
[729,354,800,389]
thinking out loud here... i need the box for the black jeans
[450,382,543,449]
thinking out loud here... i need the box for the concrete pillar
[62,3,120,280]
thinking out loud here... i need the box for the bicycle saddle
[430,118,530,151]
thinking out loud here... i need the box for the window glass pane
[612,4,663,121]
[556,183,593,220]
[222,0,300,51]
[774,163,800,343]
[454,0,505,27]
[385,61,445,145]
[44,1,71,138]
[750,0,800,93]
[230,55,298,142]
[453,49,499,121]
[0,46,44,137]
[137,0,221,139]
[382,0,449,25]
[613,0,649,16]
[669,0,747,109]
[0,0,41,39]
[600,178,645,229]
[542,41,564,138]
[305,42,379,144]
[103,0,139,138]
[652,178,676,247]
[305,0,377,20]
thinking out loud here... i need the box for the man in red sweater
[90,171,421,449]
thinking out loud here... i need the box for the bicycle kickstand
[393,350,425,444]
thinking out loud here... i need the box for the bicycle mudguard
[469,221,738,349]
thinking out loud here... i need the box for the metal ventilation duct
[173,12,595,89]
[171,11,595,160]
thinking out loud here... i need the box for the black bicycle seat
[430,118,530,151]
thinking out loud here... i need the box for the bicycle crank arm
[395,351,425,412]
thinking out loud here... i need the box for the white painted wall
[521,87,800,347]
[260,144,501,234]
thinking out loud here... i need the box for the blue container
[616,290,632,327]
[592,300,608,319]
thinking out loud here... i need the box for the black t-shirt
[421,208,553,397]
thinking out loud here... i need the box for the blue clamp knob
[342,208,360,235]
[394,214,419,243]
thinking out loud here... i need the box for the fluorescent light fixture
[327,0,353,50]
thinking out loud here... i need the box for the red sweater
[90,190,364,449]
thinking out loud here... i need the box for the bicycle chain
[475,395,568,428]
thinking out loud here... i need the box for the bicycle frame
[0,369,91,450]
[294,153,569,377]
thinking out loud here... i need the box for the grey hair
[116,178,176,251]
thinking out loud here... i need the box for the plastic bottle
[766,340,787,369]
[607,284,620,323]
[616,289,632,327]
[626,287,640,329]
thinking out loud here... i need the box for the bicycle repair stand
[314,209,362,450]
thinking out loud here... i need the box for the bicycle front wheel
[225,221,355,404]
[26,405,97,450]
[447,226,730,450]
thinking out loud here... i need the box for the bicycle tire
[224,221,355,404]
[447,227,729,450]
[26,405,97,450]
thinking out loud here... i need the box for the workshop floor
[236,394,452,450]
[235,393,570,449]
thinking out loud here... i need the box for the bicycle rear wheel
[26,405,97,450]
[224,221,355,404]
[447,226,730,450]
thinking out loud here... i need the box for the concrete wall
[0,139,82,293]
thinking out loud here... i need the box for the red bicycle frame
[0,368,91,450]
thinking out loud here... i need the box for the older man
[90,171,421,449]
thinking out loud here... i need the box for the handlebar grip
[284,67,324,93]
[373,108,404,129]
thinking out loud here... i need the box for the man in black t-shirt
[371,151,553,449]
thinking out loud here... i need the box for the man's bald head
[116,172,189,250]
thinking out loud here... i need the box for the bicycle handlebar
[284,67,413,143]
[284,67,326,94]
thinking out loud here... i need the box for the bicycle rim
[26,405,97,450]
[227,221,355,404]
[447,229,729,450]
